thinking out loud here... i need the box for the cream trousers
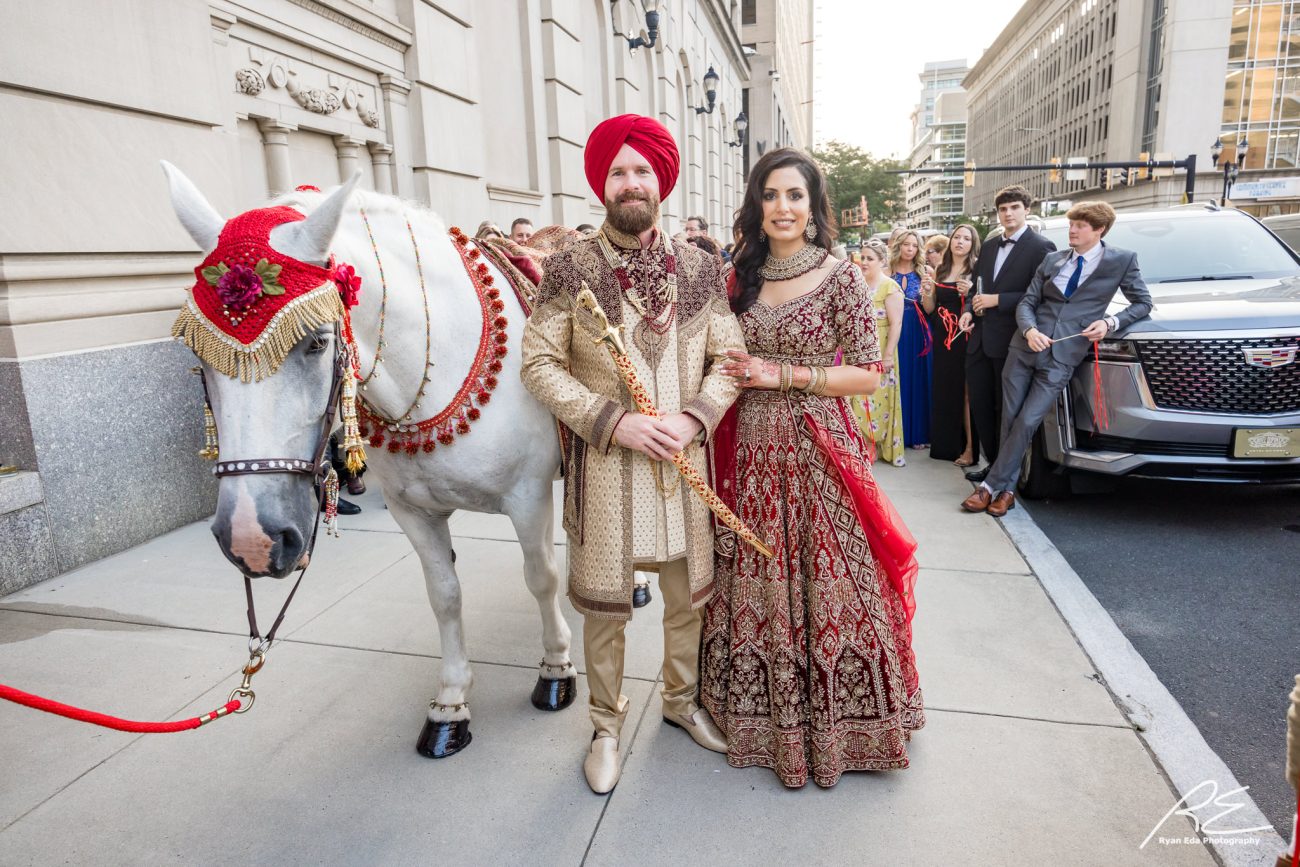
[583,558,700,738]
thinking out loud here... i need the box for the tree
[810,141,906,236]
[948,213,997,243]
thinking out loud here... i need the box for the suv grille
[1137,336,1300,414]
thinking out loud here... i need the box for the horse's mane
[271,186,460,272]
[271,187,447,233]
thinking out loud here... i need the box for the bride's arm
[717,351,881,397]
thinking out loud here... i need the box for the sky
[812,0,1022,158]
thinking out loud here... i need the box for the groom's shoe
[662,707,727,753]
[583,735,620,794]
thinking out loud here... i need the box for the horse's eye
[307,333,330,354]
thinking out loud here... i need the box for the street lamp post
[1211,136,1249,205]
[614,0,661,55]
[727,112,747,148]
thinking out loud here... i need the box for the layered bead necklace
[354,220,509,454]
[760,242,827,281]
[595,228,678,335]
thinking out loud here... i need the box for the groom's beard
[605,191,660,235]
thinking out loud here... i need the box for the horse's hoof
[416,718,472,758]
[530,675,577,711]
[632,584,652,608]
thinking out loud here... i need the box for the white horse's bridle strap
[213,458,316,477]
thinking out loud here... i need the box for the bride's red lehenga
[702,258,925,789]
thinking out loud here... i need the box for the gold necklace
[761,243,827,281]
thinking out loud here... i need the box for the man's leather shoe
[335,498,361,515]
[961,488,992,513]
[964,466,989,483]
[583,736,620,793]
[346,476,366,496]
[663,707,727,753]
[987,491,1016,517]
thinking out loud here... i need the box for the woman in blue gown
[889,230,932,449]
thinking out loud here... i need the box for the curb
[998,505,1286,867]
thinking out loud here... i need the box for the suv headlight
[1095,339,1138,361]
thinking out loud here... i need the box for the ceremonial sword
[575,283,774,559]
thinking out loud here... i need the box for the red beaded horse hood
[173,205,356,382]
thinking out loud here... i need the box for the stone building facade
[0,0,776,589]
[963,0,1300,217]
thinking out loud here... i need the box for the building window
[742,0,756,25]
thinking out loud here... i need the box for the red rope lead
[0,683,241,733]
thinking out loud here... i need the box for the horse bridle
[196,322,349,659]
[206,323,347,486]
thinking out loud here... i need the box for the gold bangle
[813,366,828,395]
[780,362,793,393]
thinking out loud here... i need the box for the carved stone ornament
[357,102,379,128]
[235,67,266,96]
[286,72,342,115]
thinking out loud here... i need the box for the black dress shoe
[335,498,361,515]
[964,466,989,483]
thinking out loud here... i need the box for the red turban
[584,114,680,202]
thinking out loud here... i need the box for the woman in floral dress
[704,148,924,789]
[851,240,905,467]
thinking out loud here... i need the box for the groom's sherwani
[521,221,744,736]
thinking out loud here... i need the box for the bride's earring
[758,227,767,242]
[804,219,817,241]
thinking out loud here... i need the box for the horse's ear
[270,171,361,266]
[161,160,223,253]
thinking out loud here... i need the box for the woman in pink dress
[703,148,924,789]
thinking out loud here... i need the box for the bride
[702,147,925,788]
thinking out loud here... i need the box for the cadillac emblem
[1242,345,1297,368]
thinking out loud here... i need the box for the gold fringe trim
[173,283,345,383]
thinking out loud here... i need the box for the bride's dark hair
[730,148,837,314]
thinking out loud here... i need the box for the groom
[962,201,1152,516]
[520,114,745,793]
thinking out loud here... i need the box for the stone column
[378,74,413,200]
[368,143,395,195]
[335,136,365,183]
[257,118,296,196]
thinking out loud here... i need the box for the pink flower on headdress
[332,262,362,308]
[217,264,263,308]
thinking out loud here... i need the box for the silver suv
[1022,205,1300,497]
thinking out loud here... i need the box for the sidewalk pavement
[0,457,1216,866]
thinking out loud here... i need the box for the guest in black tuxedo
[961,201,1153,517]
[958,186,1056,482]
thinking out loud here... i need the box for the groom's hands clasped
[613,412,702,461]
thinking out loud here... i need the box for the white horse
[162,164,574,756]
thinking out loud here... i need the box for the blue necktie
[1064,255,1084,298]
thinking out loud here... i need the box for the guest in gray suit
[961,201,1153,516]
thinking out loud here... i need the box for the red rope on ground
[0,683,241,733]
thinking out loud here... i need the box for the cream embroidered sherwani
[521,223,745,736]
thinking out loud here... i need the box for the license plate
[1232,427,1300,458]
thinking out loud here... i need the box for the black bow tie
[1000,238,1017,249]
